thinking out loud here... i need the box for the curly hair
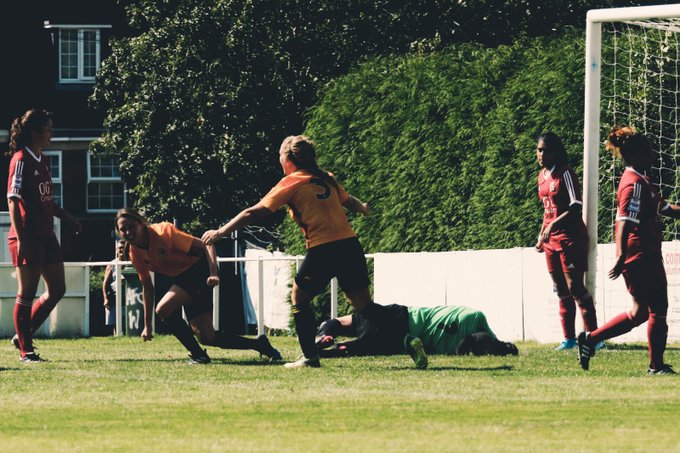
[605,125,652,163]
[7,109,53,156]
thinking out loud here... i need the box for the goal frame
[583,4,680,292]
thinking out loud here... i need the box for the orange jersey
[129,222,199,279]
[260,171,356,248]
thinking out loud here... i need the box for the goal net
[600,16,680,242]
[583,5,680,290]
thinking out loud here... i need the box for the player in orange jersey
[6,109,81,362]
[115,208,281,364]
[535,132,601,351]
[202,135,427,369]
[577,126,680,374]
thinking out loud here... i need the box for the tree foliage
[291,32,586,254]
[90,0,653,233]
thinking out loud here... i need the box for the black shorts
[295,237,370,296]
[170,257,213,321]
[351,304,409,355]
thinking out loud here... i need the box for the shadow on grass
[393,365,515,372]
[208,358,284,367]
[601,344,680,351]
[54,358,284,366]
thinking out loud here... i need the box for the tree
[294,32,586,254]
[91,0,658,233]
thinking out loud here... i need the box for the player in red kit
[577,126,680,374]
[535,132,601,351]
[6,109,81,362]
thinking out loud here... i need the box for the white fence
[374,242,680,343]
[0,263,90,338]
[2,242,680,342]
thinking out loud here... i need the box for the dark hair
[537,131,568,166]
[115,208,148,234]
[7,109,53,156]
[114,208,149,260]
[280,135,338,188]
[605,125,652,164]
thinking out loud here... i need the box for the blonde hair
[280,135,338,188]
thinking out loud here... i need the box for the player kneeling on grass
[202,135,419,369]
[314,304,518,364]
[115,208,281,364]
[577,126,680,375]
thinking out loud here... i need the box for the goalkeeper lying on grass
[315,304,518,367]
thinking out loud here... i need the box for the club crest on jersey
[158,247,168,257]
[34,170,40,176]
[629,197,641,213]
[549,181,556,192]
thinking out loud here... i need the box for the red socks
[647,313,668,370]
[558,296,576,339]
[589,311,640,344]
[575,292,599,332]
[13,295,34,355]
[30,295,57,333]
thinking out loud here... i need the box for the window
[43,151,63,208]
[87,154,126,212]
[58,28,100,82]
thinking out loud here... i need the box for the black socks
[163,312,204,356]
[294,304,319,358]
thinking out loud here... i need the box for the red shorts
[543,238,588,274]
[622,257,668,310]
[8,235,64,267]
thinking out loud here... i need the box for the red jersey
[260,170,356,249]
[616,167,668,264]
[537,164,587,251]
[129,222,199,280]
[6,147,56,238]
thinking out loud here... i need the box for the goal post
[584,4,680,293]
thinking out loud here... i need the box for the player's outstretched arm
[186,238,220,286]
[661,203,680,219]
[535,227,545,252]
[140,275,155,341]
[7,198,32,257]
[201,204,272,245]
[102,265,113,309]
[609,220,633,280]
[205,242,220,287]
[53,204,82,234]
[342,195,370,216]
[540,203,582,243]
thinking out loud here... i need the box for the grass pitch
[1,336,679,452]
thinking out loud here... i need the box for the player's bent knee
[630,310,648,326]
[155,305,174,320]
[194,330,215,345]
[46,286,66,302]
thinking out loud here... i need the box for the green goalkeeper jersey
[407,305,495,354]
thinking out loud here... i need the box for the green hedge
[293,31,586,253]
[281,31,587,319]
